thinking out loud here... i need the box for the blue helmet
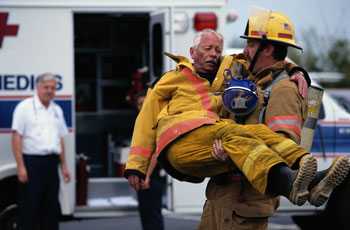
[222,78,258,116]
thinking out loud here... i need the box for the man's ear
[190,47,195,59]
[263,44,274,57]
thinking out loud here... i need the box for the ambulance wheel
[0,204,18,230]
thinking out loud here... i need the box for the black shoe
[288,155,317,206]
[309,156,350,207]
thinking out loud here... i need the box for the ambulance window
[76,53,96,79]
[100,55,137,110]
[331,95,350,113]
[75,53,97,111]
[75,15,111,49]
[75,13,149,112]
[152,23,163,77]
[102,86,128,109]
[319,103,325,119]
[76,83,97,111]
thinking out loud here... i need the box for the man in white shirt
[11,72,71,230]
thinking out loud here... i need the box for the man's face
[243,39,274,73]
[190,33,223,74]
[37,79,57,105]
[243,39,260,67]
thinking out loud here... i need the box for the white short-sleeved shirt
[11,94,69,155]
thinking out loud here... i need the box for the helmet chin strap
[248,36,268,73]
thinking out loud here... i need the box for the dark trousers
[137,177,165,230]
[18,154,60,230]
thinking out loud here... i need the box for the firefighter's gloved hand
[290,71,308,98]
[127,175,144,191]
[212,139,229,162]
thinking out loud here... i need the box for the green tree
[299,28,350,87]
[328,39,350,72]
[326,39,350,87]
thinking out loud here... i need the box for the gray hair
[192,29,224,49]
[36,72,57,85]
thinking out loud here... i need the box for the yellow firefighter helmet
[241,9,302,50]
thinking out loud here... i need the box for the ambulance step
[74,206,138,218]
[74,177,138,217]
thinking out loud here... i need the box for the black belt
[23,153,59,158]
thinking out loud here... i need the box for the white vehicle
[0,0,234,228]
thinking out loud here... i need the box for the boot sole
[289,155,317,206]
[309,156,350,207]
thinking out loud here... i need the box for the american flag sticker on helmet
[283,23,292,32]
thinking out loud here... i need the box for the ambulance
[0,0,236,228]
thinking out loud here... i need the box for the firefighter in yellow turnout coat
[198,10,350,230]
[198,61,308,230]
[124,30,321,205]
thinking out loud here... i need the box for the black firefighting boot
[267,154,317,206]
[308,156,350,207]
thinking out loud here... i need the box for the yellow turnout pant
[166,119,306,194]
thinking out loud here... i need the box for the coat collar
[164,52,235,92]
[253,61,287,88]
[34,93,54,110]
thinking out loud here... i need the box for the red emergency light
[194,12,218,31]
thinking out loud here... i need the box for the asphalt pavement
[60,212,300,230]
